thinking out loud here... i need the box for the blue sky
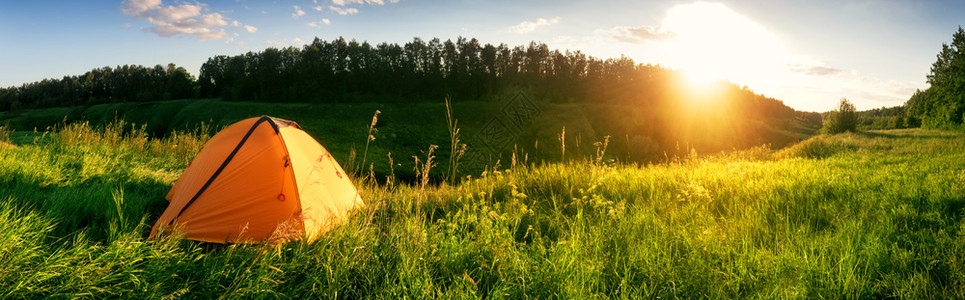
[1,0,962,111]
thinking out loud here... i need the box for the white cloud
[772,68,927,111]
[119,0,255,41]
[266,37,307,46]
[292,5,306,18]
[332,0,398,5]
[313,6,324,11]
[509,17,560,34]
[308,19,331,27]
[152,4,203,23]
[244,25,258,33]
[785,63,843,76]
[327,0,399,15]
[200,12,228,27]
[120,0,162,14]
[601,25,676,43]
[151,24,225,41]
[329,6,359,15]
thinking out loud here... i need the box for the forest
[1,37,797,118]
[905,27,965,129]
[0,64,197,110]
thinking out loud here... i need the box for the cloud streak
[329,6,359,15]
[119,0,252,41]
[308,19,331,27]
[326,0,399,15]
[509,17,560,34]
[786,63,843,76]
[292,5,306,18]
[266,37,306,46]
[601,25,677,43]
[331,0,399,5]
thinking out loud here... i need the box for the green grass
[0,122,963,298]
[0,98,815,183]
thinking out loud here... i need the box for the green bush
[823,98,857,134]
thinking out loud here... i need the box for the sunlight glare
[659,3,788,87]
[681,68,718,91]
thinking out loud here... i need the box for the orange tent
[150,116,363,243]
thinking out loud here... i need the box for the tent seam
[165,116,278,228]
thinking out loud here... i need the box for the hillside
[0,98,818,181]
[0,123,962,298]
[0,37,824,177]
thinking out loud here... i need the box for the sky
[0,0,962,112]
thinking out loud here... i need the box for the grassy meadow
[0,98,816,182]
[0,120,964,298]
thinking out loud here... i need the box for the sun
[680,68,719,92]
[677,68,726,106]
[658,3,788,88]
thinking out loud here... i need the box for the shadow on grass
[6,131,50,145]
[0,170,172,243]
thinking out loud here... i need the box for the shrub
[777,134,860,159]
[823,98,857,134]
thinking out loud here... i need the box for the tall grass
[359,110,381,182]
[445,97,467,185]
[0,125,12,147]
[0,124,963,298]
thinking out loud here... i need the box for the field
[1,120,964,298]
[0,98,816,182]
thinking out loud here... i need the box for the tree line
[196,37,794,118]
[854,105,906,130]
[193,37,805,153]
[199,37,648,104]
[0,64,197,111]
[0,37,801,136]
[196,37,649,104]
[905,26,965,129]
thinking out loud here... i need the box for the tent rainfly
[150,116,362,243]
